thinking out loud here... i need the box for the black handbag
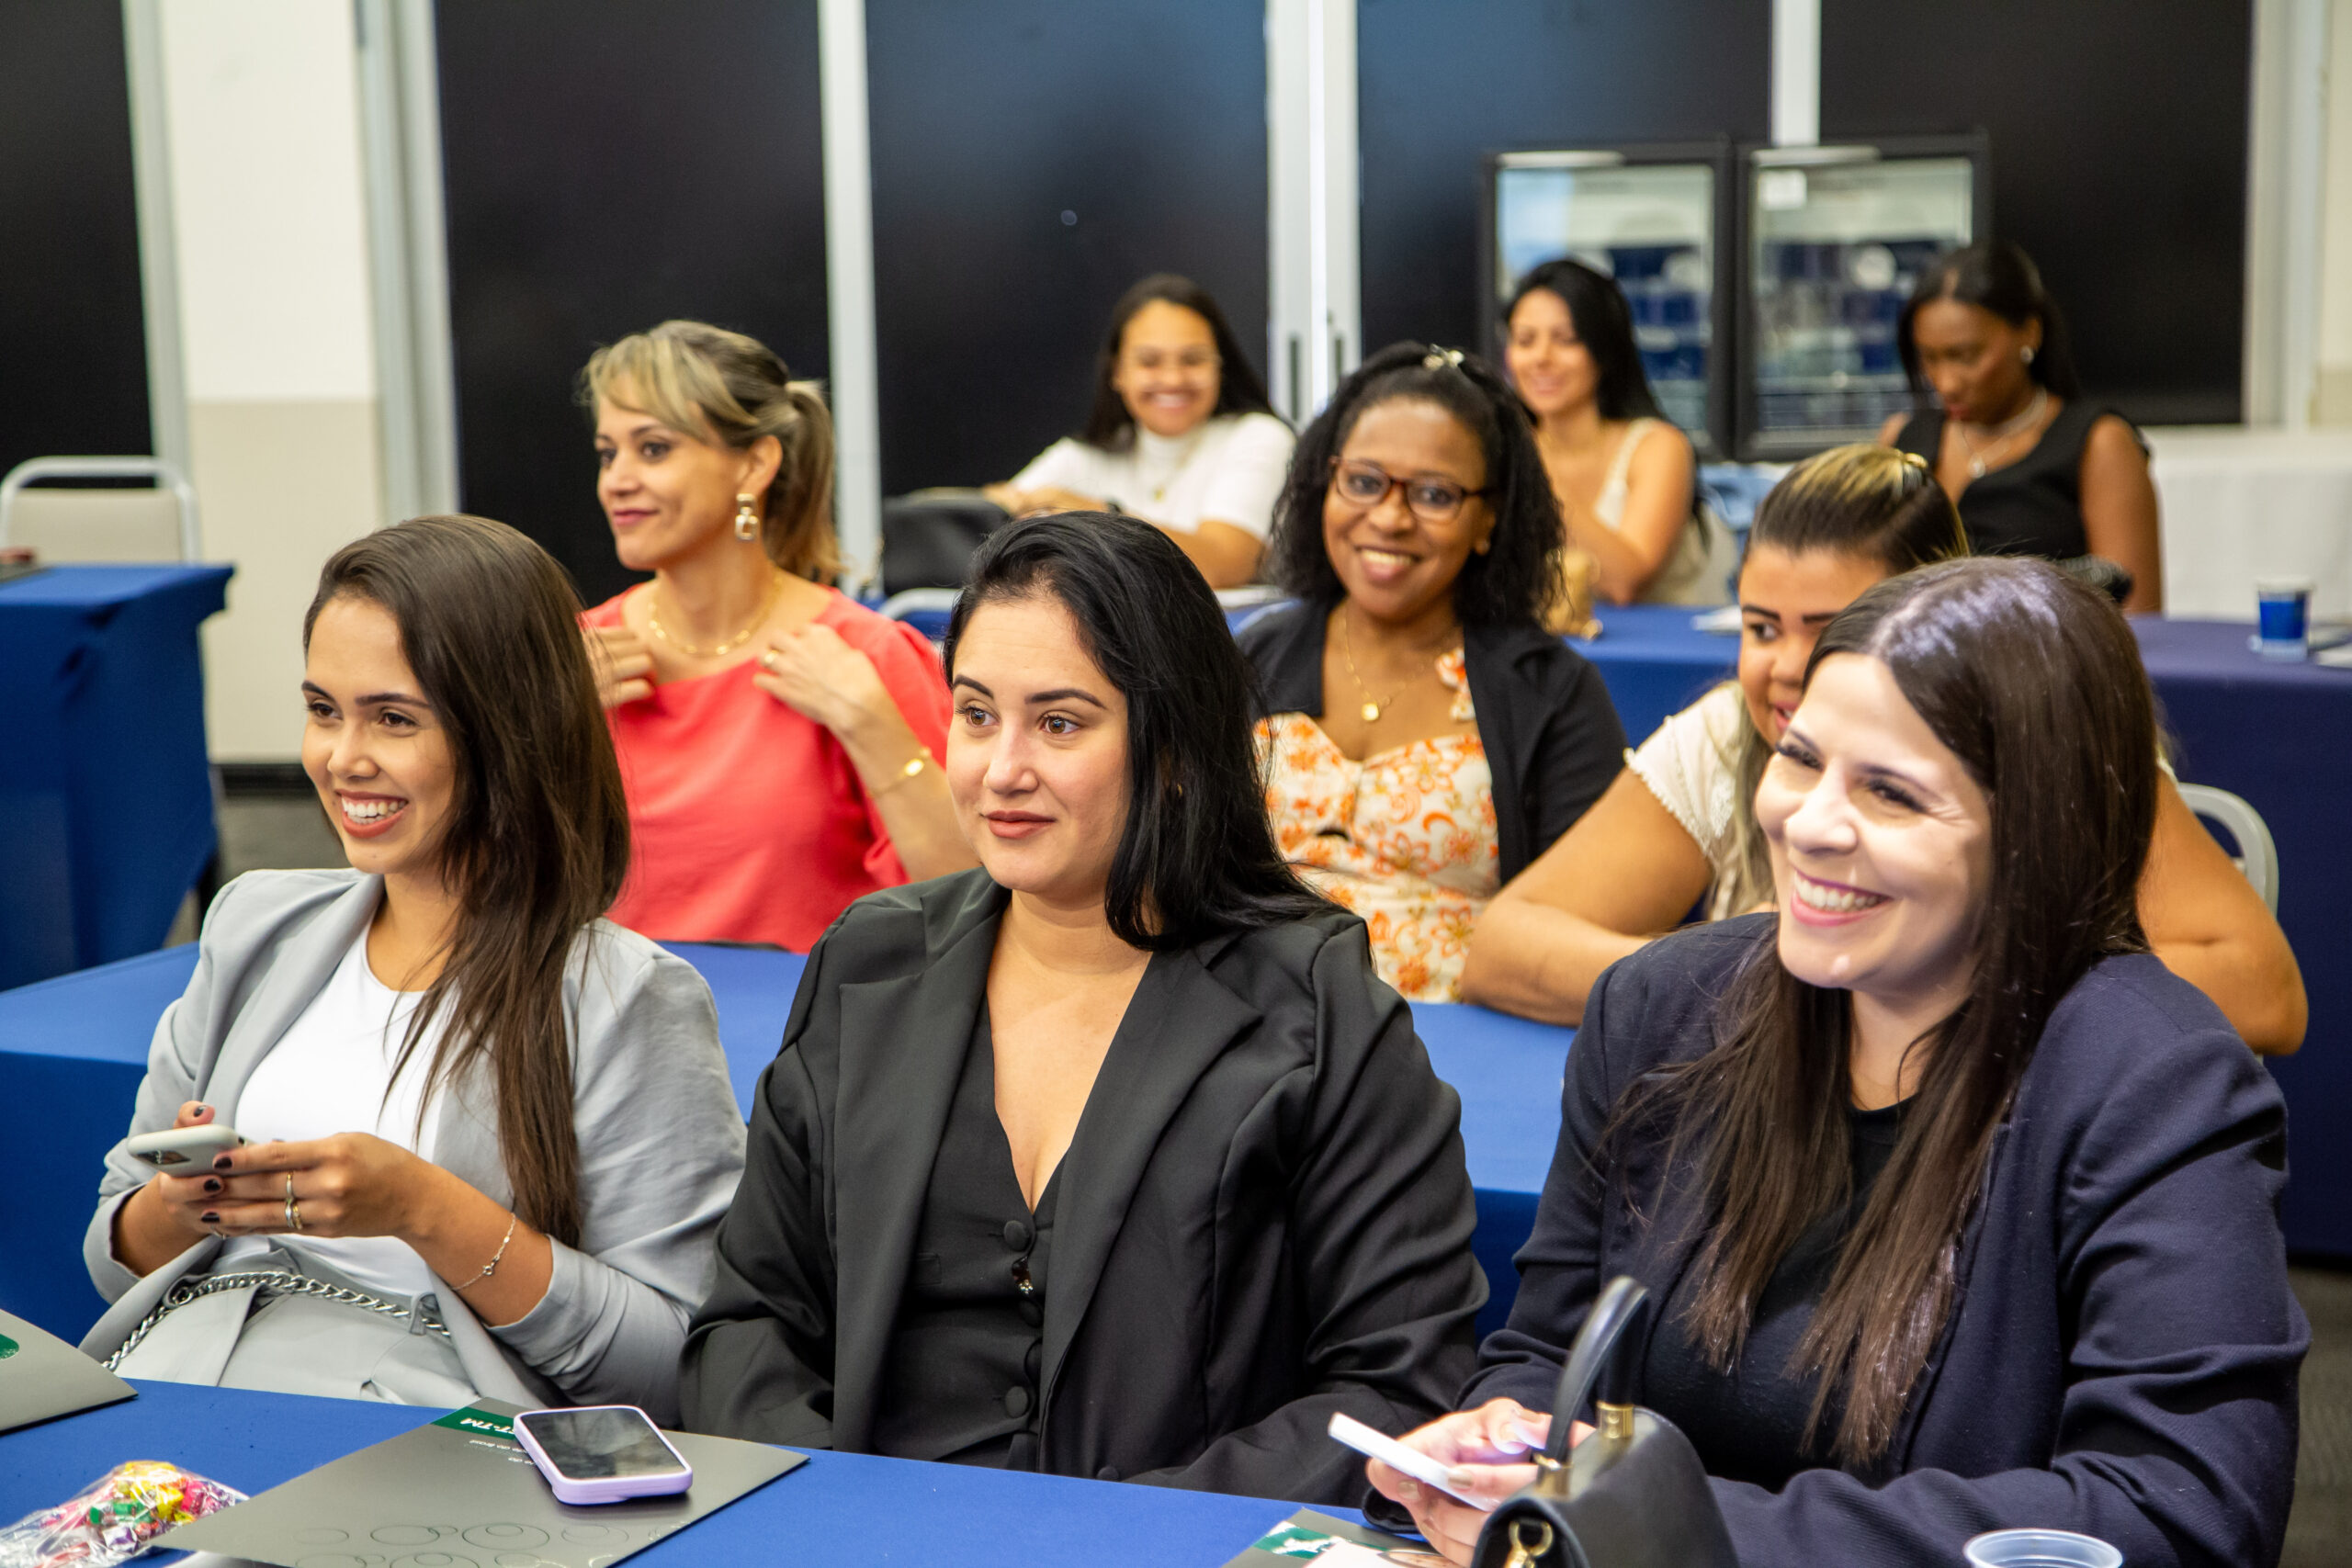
[878,491,1010,596]
[1469,1277,1737,1568]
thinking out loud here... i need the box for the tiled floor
[195,789,2352,1559]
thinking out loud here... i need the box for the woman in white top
[85,514,746,1419]
[1503,258,1725,606]
[1459,444,2309,1054]
[984,273,1293,589]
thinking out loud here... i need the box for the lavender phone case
[514,1406,695,1506]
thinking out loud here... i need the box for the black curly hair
[1263,342,1563,626]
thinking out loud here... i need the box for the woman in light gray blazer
[83,516,744,1422]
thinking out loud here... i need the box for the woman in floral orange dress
[1238,344,1625,1000]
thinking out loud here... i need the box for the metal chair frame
[0,456,202,562]
[2177,782,2279,916]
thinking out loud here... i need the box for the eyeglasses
[1329,458,1488,523]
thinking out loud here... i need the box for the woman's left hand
[753,623,894,739]
[198,1134,443,1242]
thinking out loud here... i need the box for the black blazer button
[1003,1385,1032,1418]
[1096,1465,1120,1482]
[1002,1219,1032,1250]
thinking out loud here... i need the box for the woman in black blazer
[1238,343,1624,1003]
[680,513,1487,1504]
[1370,558,2303,1567]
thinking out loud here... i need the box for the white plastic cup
[2255,577,2315,660]
[1962,1528,2123,1568]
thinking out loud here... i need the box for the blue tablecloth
[0,566,232,990]
[0,942,1569,1344]
[0,1380,1314,1568]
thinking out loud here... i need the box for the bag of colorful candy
[0,1461,244,1568]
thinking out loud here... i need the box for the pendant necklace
[1340,604,1409,723]
[1146,428,1208,502]
[1955,386,2049,479]
[647,568,785,660]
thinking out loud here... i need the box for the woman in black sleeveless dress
[1878,242,2162,612]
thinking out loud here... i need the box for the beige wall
[2317,0,2352,423]
[158,0,384,760]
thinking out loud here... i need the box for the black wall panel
[0,1,151,478]
[1823,0,2251,425]
[1356,0,1771,362]
[865,0,1267,492]
[435,1,829,606]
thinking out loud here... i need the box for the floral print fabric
[1256,649,1498,1001]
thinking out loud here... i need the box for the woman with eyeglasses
[1238,344,1626,1001]
[981,274,1293,589]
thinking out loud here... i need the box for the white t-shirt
[1624,683,1759,920]
[1009,412,1295,540]
[220,927,449,1298]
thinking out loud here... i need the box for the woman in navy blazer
[1370,558,2304,1568]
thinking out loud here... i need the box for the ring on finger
[284,1172,302,1233]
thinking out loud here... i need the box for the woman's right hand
[1364,1399,1586,1566]
[115,1102,232,1269]
[584,624,654,707]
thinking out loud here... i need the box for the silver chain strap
[104,1269,450,1372]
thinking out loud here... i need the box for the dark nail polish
[211,1156,232,1171]
[200,1212,219,1224]
[201,1178,221,1194]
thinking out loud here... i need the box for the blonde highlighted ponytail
[581,320,841,581]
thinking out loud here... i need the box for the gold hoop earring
[734,493,760,542]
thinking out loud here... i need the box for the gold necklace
[647,569,785,660]
[1340,604,1440,724]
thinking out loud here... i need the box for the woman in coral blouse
[580,321,973,950]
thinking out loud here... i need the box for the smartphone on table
[126,1126,246,1169]
[514,1405,694,1506]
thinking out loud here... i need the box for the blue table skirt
[2,942,1569,1345]
[0,566,232,990]
[0,1380,1318,1568]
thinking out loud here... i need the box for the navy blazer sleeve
[1705,975,2304,1568]
[1458,927,2303,1568]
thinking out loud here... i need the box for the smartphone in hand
[126,1125,246,1169]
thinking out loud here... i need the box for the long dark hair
[1079,274,1277,452]
[1264,342,1563,626]
[1502,258,1666,422]
[1641,557,2154,1467]
[943,513,1329,950]
[1898,241,2084,402]
[304,515,629,1247]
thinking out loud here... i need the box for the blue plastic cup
[1963,1528,2123,1568]
[2256,578,2314,660]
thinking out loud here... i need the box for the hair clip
[1422,346,1465,372]
[1899,450,1930,471]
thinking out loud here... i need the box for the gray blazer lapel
[204,875,380,1118]
[828,908,1000,1450]
[1041,949,1260,1407]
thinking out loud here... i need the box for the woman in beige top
[1501,258,1727,607]
[1459,444,2307,1054]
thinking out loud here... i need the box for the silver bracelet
[449,1212,519,1294]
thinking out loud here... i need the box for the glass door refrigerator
[1481,141,1734,458]
[1735,133,1990,459]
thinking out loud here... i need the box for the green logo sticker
[0,1334,17,1359]
[432,1406,517,1444]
